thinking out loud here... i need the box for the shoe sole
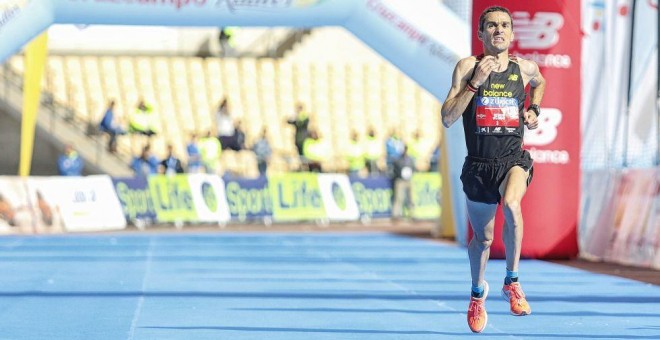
[501,289,532,316]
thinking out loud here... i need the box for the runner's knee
[472,233,493,249]
[502,196,522,216]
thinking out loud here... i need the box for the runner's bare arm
[520,59,545,129]
[523,59,546,107]
[441,57,477,128]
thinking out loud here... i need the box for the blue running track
[0,232,657,339]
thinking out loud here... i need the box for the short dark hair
[478,6,513,32]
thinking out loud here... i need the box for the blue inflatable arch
[0,0,469,238]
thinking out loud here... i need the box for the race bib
[475,96,520,135]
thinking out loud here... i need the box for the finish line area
[0,232,657,339]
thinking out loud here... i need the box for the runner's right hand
[470,56,499,87]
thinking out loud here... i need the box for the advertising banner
[0,0,53,64]
[579,169,619,259]
[148,175,197,222]
[112,177,157,224]
[580,168,659,269]
[472,1,580,258]
[349,176,393,218]
[317,174,360,221]
[224,176,272,221]
[27,175,126,232]
[187,174,231,224]
[607,169,658,268]
[269,173,326,222]
[0,177,34,234]
[411,173,441,220]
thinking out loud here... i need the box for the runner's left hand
[524,110,538,130]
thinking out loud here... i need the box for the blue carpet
[0,232,657,339]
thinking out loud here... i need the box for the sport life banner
[411,173,442,220]
[224,176,272,221]
[269,173,360,222]
[349,176,393,218]
[472,1,580,258]
[112,177,158,224]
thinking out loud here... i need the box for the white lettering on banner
[513,11,564,49]
[524,108,570,164]
[514,52,571,68]
[0,1,26,31]
[213,0,324,11]
[365,0,459,63]
[528,148,570,164]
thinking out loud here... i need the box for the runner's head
[478,6,514,53]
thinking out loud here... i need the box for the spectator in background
[98,100,126,153]
[160,144,184,175]
[230,119,246,151]
[385,130,405,176]
[186,133,203,173]
[302,129,326,173]
[346,131,365,177]
[408,130,425,166]
[131,144,159,177]
[429,142,441,172]
[218,26,237,57]
[364,128,382,176]
[390,144,415,220]
[215,98,235,150]
[129,100,158,137]
[287,102,310,156]
[57,144,84,176]
[251,128,272,176]
[199,131,222,174]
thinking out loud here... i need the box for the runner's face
[480,11,514,53]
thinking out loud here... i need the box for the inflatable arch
[0,0,470,237]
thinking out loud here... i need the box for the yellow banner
[19,32,48,177]
[438,130,455,237]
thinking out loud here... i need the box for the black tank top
[462,55,526,159]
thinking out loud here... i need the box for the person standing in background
[186,133,203,173]
[57,144,84,176]
[364,128,382,175]
[199,131,222,174]
[390,145,415,220]
[385,130,404,177]
[216,98,235,150]
[131,144,159,177]
[251,128,272,177]
[218,27,237,57]
[287,102,310,157]
[160,144,185,175]
[346,131,366,177]
[98,100,126,153]
[129,100,158,137]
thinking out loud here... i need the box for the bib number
[475,96,520,135]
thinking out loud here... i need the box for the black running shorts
[460,150,534,204]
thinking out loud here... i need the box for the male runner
[440,5,546,333]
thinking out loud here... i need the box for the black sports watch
[527,104,541,117]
